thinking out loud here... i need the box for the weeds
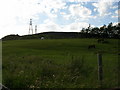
[3,55,94,88]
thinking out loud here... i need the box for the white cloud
[68,0,98,2]
[68,22,89,31]
[60,12,71,20]
[115,10,118,14]
[68,0,75,2]
[92,1,113,16]
[111,5,118,9]
[111,15,118,18]
[40,0,66,18]
[68,0,119,2]
[69,4,92,19]
[113,22,118,26]
[68,3,97,20]
[111,9,119,18]
[60,12,66,15]
[63,14,71,20]
[38,19,61,32]
[38,19,90,32]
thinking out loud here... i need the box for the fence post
[97,53,103,87]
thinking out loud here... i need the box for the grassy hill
[2,31,119,41]
[2,32,81,40]
[2,38,119,88]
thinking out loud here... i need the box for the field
[0,40,2,84]
[2,38,119,88]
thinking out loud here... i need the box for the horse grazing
[88,45,96,49]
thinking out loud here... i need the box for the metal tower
[29,19,33,34]
[88,24,91,29]
[35,25,37,34]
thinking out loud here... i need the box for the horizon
[0,0,119,39]
[1,22,119,39]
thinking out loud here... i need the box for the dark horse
[88,45,96,49]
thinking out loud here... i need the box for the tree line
[80,22,120,38]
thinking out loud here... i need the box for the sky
[0,0,119,38]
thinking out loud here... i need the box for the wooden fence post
[97,53,103,87]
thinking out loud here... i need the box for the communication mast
[35,25,37,34]
[88,24,91,30]
[29,19,33,34]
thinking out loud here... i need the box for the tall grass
[2,39,119,88]
[3,55,93,88]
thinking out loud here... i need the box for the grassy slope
[2,38,119,88]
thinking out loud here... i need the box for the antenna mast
[29,19,33,34]
[35,25,37,34]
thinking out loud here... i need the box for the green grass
[0,40,2,84]
[2,38,119,88]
